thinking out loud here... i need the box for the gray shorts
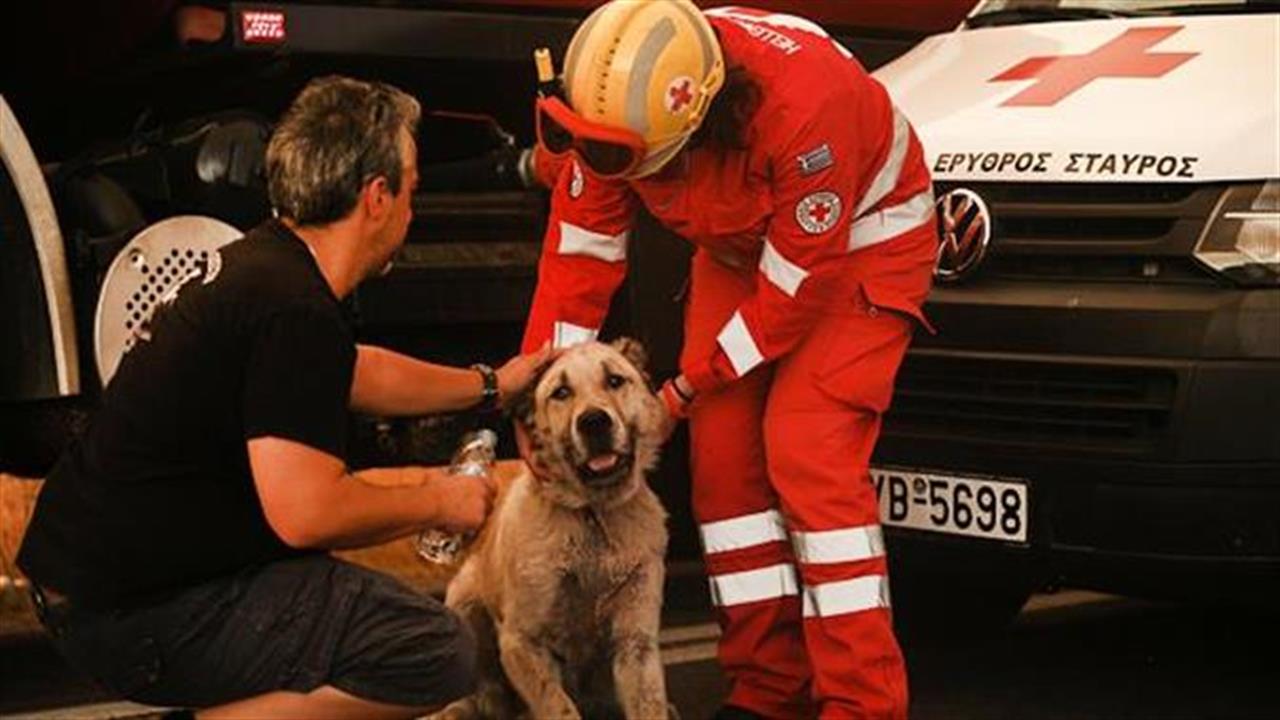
[41,554,476,709]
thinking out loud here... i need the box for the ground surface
[2,590,1277,720]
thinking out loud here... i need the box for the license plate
[871,467,1029,543]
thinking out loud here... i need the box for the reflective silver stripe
[626,18,677,136]
[716,311,764,377]
[855,108,910,218]
[709,563,799,607]
[801,575,891,618]
[702,8,756,20]
[558,221,629,262]
[759,241,808,298]
[701,509,787,554]
[791,525,885,565]
[553,321,597,348]
[848,188,935,252]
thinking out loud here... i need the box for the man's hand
[495,341,557,407]
[424,470,497,534]
[251,437,501,549]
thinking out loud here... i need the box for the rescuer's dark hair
[690,65,762,154]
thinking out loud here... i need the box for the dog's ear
[611,336,649,373]
[504,364,547,429]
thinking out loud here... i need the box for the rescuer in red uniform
[522,2,938,717]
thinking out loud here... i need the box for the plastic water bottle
[414,429,498,564]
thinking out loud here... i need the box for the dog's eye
[551,385,572,401]
[606,373,628,390]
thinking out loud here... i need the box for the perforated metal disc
[94,215,241,386]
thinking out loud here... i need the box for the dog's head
[512,338,666,509]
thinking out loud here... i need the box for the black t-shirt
[18,220,356,608]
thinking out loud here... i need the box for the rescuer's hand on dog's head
[423,468,496,534]
[657,375,693,441]
[506,343,555,466]
[496,341,558,408]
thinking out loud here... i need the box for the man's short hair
[266,76,421,226]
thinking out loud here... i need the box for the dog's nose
[576,409,613,438]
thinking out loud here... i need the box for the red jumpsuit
[523,7,938,718]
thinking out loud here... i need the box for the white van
[869,0,1279,631]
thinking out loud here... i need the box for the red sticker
[242,10,286,44]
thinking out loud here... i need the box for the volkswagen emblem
[934,188,992,282]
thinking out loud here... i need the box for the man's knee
[336,593,479,708]
[396,605,478,707]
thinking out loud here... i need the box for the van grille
[884,352,1178,453]
[941,182,1225,285]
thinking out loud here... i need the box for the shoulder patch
[796,144,834,176]
[795,191,842,234]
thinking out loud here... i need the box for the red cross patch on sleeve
[795,191,842,234]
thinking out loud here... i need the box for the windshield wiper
[966,7,1146,29]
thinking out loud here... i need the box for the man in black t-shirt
[18,76,551,719]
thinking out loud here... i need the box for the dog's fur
[439,338,671,720]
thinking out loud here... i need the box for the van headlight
[1194,180,1280,287]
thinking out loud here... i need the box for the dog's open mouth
[576,451,634,486]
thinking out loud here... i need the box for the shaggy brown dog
[438,338,671,720]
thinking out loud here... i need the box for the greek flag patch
[797,143,834,176]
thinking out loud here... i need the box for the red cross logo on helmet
[665,76,695,114]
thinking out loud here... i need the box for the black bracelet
[470,363,500,412]
[670,379,694,403]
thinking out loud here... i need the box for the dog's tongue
[588,453,620,473]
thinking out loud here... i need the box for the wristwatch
[471,363,500,412]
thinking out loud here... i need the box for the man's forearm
[350,345,484,416]
[285,466,446,550]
